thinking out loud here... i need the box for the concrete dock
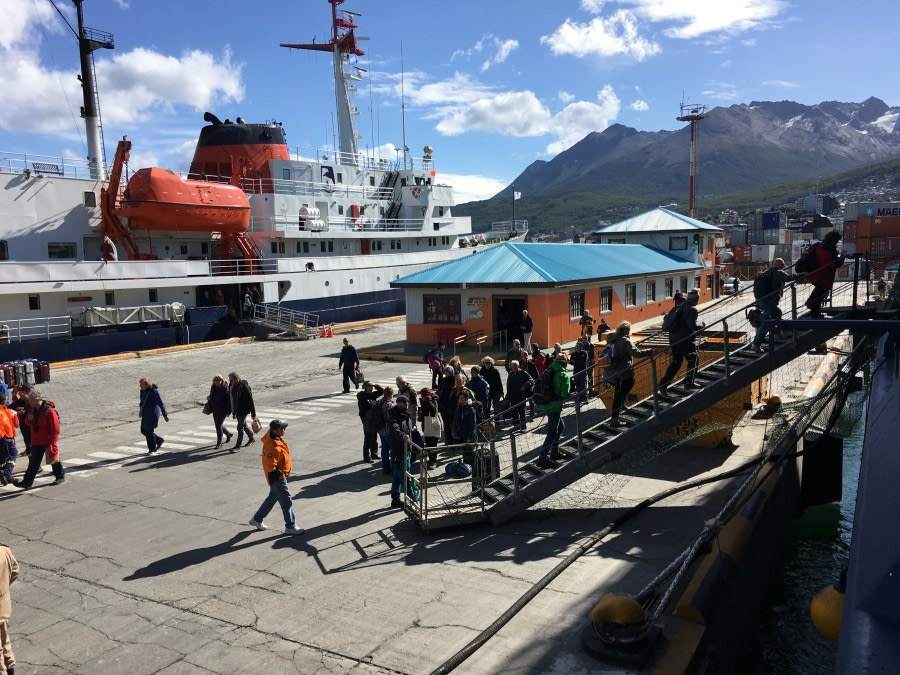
[1,319,779,674]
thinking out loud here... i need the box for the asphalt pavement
[1,319,763,674]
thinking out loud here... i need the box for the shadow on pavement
[124,531,270,579]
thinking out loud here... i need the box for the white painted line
[192,431,220,438]
[155,441,195,450]
[88,451,133,461]
[114,445,152,453]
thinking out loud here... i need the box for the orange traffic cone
[325,323,334,338]
[320,324,328,338]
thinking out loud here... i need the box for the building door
[494,296,527,344]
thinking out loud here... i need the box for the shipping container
[751,244,776,263]
[845,202,900,221]
[774,244,793,260]
[762,212,785,229]
[869,236,900,258]
[844,222,856,243]
[856,216,900,239]
[728,228,748,246]
[732,244,753,262]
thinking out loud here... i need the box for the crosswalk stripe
[255,411,302,419]
[155,441,195,450]
[114,445,150,453]
[192,431,219,438]
[88,451,134,461]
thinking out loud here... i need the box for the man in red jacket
[13,389,65,489]
[804,230,845,318]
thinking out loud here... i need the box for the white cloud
[451,34,519,72]
[742,37,757,46]
[544,85,621,154]
[581,0,606,12]
[558,91,576,103]
[436,91,551,137]
[702,82,740,101]
[112,0,131,9]
[629,99,649,111]
[613,0,787,39]
[0,3,244,136]
[440,172,509,203]
[762,79,801,88]
[541,10,661,61]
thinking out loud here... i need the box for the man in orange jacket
[0,392,18,485]
[248,420,304,535]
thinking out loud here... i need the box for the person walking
[357,381,383,463]
[248,420,304,535]
[804,230,845,318]
[9,386,32,461]
[376,386,395,475]
[583,334,596,395]
[208,374,233,449]
[536,353,572,469]
[520,310,533,351]
[732,277,740,294]
[388,396,420,508]
[506,360,533,431]
[138,377,169,455]
[579,311,595,338]
[751,258,798,353]
[228,372,257,449]
[0,543,19,675]
[338,338,360,393]
[657,289,705,395]
[242,289,253,319]
[13,389,65,488]
[426,341,446,388]
[0,393,18,486]
[605,322,653,426]
[418,387,442,469]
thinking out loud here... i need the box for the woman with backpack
[418,387,442,469]
[802,230,844,318]
[138,377,169,454]
[605,322,653,427]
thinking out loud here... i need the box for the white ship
[0,0,525,358]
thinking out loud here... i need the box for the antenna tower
[676,102,708,219]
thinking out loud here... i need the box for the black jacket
[482,365,504,400]
[520,315,533,332]
[230,380,256,417]
[388,406,413,461]
[339,344,359,369]
[357,384,383,421]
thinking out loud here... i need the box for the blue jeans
[540,411,564,456]
[390,453,420,502]
[752,300,782,348]
[234,414,253,446]
[379,434,391,475]
[0,438,17,481]
[253,477,296,528]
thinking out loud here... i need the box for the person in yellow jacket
[0,543,18,675]
[248,420,304,535]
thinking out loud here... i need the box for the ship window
[283,169,291,180]
[165,169,175,175]
[336,173,343,183]
[606,238,626,244]
[29,295,40,311]
[569,291,585,321]
[625,284,637,308]
[380,206,385,215]
[600,287,613,313]
[369,176,375,186]
[201,242,209,255]
[373,241,383,251]
[424,294,461,324]
[47,242,77,259]
[401,178,407,187]
[298,242,310,253]
[442,236,450,245]
[670,236,688,251]
[105,291,115,305]
[180,245,188,255]
[0,240,7,260]
[646,281,656,303]
[271,241,285,254]
[338,205,344,215]
[83,192,97,207]
[438,207,444,217]
[391,240,402,250]
[319,241,334,253]
[149,288,158,303]
[428,237,436,246]
[680,276,688,293]
[665,278,673,298]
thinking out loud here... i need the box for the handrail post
[852,255,860,310]
[574,394,585,459]
[650,356,660,421]
[722,320,731,385]
[509,431,520,497]
[790,285,799,349]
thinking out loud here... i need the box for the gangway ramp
[251,303,319,339]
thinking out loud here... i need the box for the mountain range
[456,97,900,231]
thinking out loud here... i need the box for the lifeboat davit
[120,167,251,233]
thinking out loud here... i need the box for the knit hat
[687,289,700,300]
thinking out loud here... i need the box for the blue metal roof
[393,242,702,287]
[593,207,722,234]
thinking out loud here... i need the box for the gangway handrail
[452,329,485,355]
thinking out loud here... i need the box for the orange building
[392,241,715,347]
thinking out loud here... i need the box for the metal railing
[207,258,278,276]
[452,329,485,355]
[490,220,529,234]
[0,152,98,181]
[251,303,318,331]
[0,316,72,342]
[248,214,461,235]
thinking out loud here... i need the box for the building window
[670,236,688,251]
[569,291,585,320]
[29,295,40,311]
[83,191,97,207]
[149,289,158,303]
[423,295,461,324]
[706,274,713,290]
[48,242,77,259]
[625,284,637,308]
[105,291,115,305]
[680,276,688,293]
[600,287,613,313]
[694,274,701,290]
[665,278,673,298]
[646,281,656,303]
[0,240,7,260]
[607,238,626,244]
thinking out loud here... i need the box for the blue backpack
[662,303,685,333]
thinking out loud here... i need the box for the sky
[1,0,897,203]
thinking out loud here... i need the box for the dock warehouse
[392,240,715,348]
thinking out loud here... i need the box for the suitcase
[14,362,25,386]
[24,360,35,386]
[39,361,50,384]
[0,364,13,387]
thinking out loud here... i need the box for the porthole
[325,281,330,286]
[350,279,354,284]
[376,276,380,281]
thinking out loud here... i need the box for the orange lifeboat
[120,167,250,233]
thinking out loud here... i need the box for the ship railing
[251,303,318,331]
[0,316,71,343]
[0,152,98,181]
[208,258,279,276]
[491,220,529,234]
[253,215,457,235]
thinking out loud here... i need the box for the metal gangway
[402,270,872,530]
[251,303,319,339]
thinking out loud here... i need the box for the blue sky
[1,0,897,202]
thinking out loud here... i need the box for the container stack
[0,359,51,389]
[842,202,900,264]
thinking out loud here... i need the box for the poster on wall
[467,296,487,319]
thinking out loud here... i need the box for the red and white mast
[676,102,708,219]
